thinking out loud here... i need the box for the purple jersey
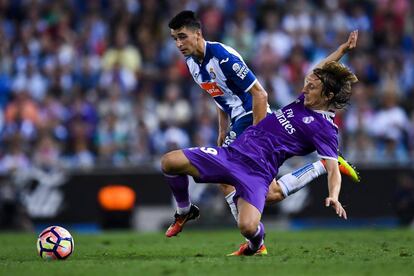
[183,93,339,212]
[229,94,339,179]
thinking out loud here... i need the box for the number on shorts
[200,147,218,155]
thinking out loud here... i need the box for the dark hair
[313,61,358,109]
[168,10,201,30]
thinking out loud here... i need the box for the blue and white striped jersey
[186,41,270,123]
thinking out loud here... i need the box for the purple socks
[245,222,265,251]
[164,174,190,209]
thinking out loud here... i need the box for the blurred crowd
[0,0,413,173]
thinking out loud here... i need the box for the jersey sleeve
[311,127,338,160]
[219,54,257,92]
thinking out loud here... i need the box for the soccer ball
[37,226,74,260]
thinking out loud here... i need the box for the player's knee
[238,219,259,237]
[161,151,177,174]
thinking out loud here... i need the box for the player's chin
[303,101,312,108]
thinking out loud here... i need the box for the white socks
[177,205,191,215]
[278,160,326,197]
[225,190,238,222]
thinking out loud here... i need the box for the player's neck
[307,102,330,111]
[312,105,329,111]
[193,39,206,63]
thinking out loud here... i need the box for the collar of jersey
[313,109,335,118]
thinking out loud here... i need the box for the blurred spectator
[65,117,95,169]
[256,8,293,63]
[128,119,152,165]
[12,62,47,102]
[223,8,254,62]
[3,91,40,142]
[101,26,141,93]
[13,134,67,219]
[152,125,190,157]
[98,84,133,120]
[346,3,371,32]
[345,130,377,165]
[314,0,349,36]
[32,134,63,170]
[371,90,410,164]
[38,92,68,142]
[66,92,98,141]
[281,1,312,47]
[193,113,217,147]
[0,0,412,169]
[96,112,131,167]
[102,25,141,73]
[0,134,31,174]
[156,82,191,129]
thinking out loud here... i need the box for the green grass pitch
[0,229,413,276]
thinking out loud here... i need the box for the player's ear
[326,92,334,101]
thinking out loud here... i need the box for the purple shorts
[183,147,274,213]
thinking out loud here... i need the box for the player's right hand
[325,197,348,220]
[341,30,358,53]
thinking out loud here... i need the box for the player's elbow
[256,89,268,102]
[250,84,268,102]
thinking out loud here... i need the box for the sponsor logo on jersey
[275,109,296,134]
[220,57,229,64]
[200,82,224,97]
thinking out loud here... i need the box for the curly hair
[313,61,358,109]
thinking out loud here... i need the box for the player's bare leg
[161,150,200,177]
[228,198,267,256]
[161,150,201,237]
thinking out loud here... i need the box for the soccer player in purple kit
[164,10,359,255]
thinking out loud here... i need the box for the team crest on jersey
[302,116,314,124]
[209,68,216,79]
[232,63,241,72]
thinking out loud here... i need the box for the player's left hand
[217,132,226,146]
[325,197,348,220]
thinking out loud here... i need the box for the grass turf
[0,228,413,276]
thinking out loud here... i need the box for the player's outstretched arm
[313,30,358,70]
[324,158,347,220]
